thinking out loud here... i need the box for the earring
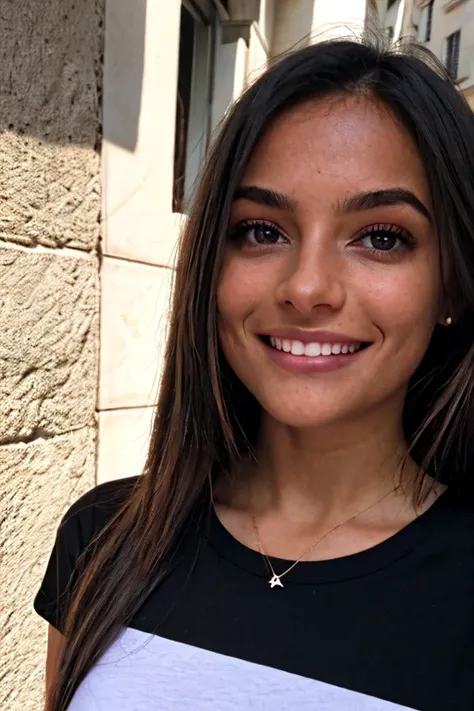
[445,316,452,326]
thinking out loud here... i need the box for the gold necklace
[252,484,400,589]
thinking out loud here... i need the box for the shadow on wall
[0,0,145,152]
[103,0,146,152]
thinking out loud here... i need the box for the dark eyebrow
[234,185,432,224]
[339,189,432,224]
[233,185,295,211]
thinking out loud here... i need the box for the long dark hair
[48,37,474,709]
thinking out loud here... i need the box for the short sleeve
[33,476,138,633]
[33,486,99,632]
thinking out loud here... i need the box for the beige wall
[97,0,181,484]
[272,0,370,56]
[313,0,369,38]
[382,0,420,41]
[414,1,474,102]
[271,0,316,55]
[421,0,474,91]
[384,0,403,34]
[0,1,103,709]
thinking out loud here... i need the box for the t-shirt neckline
[208,488,455,584]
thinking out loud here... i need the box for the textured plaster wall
[0,1,103,709]
[0,1,102,251]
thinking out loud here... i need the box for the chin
[259,397,351,430]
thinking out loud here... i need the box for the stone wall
[0,1,103,708]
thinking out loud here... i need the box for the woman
[34,38,474,711]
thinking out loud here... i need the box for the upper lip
[262,329,368,345]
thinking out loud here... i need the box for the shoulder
[59,474,140,537]
[34,476,140,630]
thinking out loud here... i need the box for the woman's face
[217,95,443,429]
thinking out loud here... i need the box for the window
[425,0,434,42]
[445,30,461,80]
[173,1,216,213]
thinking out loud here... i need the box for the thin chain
[252,484,400,582]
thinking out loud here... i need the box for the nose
[276,242,346,316]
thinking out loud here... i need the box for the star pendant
[269,574,284,588]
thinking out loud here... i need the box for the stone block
[0,248,99,443]
[97,407,155,484]
[0,134,101,251]
[0,0,103,250]
[99,257,172,410]
[0,426,96,711]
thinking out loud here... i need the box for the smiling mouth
[260,336,372,357]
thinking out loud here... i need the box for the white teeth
[305,342,321,357]
[290,340,305,356]
[268,337,363,357]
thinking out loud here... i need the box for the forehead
[242,94,430,209]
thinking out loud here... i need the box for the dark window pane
[425,1,434,43]
[173,6,195,213]
[446,30,461,80]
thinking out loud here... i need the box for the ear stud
[445,316,452,326]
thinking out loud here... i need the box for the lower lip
[262,341,367,373]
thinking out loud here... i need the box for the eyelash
[229,219,417,258]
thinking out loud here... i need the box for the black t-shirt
[34,476,474,710]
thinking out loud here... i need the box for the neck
[230,409,419,522]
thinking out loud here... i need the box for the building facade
[0,0,423,707]
[380,0,474,108]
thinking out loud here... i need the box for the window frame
[173,1,218,213]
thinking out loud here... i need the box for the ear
[438,291,456,327]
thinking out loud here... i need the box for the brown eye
[248,225,282,244]
[230,221,286,246]
[353,224,416,256]
[366,232,399,251]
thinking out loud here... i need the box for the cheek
[366,262,441,352]
[217,257,274,338]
